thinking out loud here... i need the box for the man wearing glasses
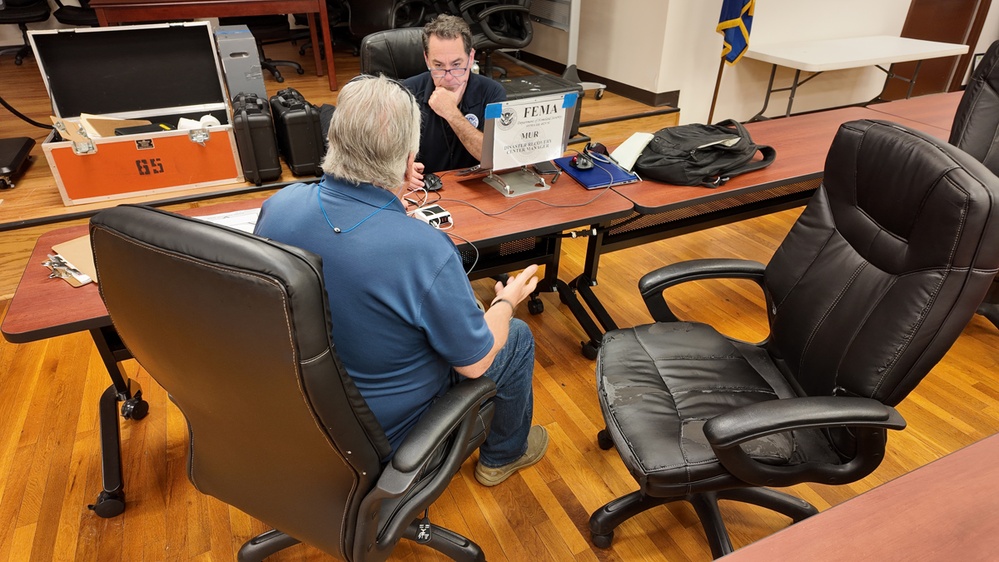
[404,14,507,179]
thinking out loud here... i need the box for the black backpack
[634,119,776,187]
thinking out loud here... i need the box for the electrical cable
[0,93,53,130]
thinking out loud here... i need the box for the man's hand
[492,264,540,309]
[406,161,425,191]
[428,86,463,121]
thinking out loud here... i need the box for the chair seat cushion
[597,322,805,496]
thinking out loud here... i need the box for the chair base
[589,487,818,559]
[403,520,485,562]
[262,59,305,83]
[237,529,301,562]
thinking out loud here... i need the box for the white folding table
[744,35,968,120]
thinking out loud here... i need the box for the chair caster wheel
[296,68,305,75]
[275,75,285,83]
[528,299,544,315]
[595,89,604,100]
[597,429,614,450]
[88,490,125,518]
[591,531,613,549]
[581,341,598,360]
[121,396,149,420]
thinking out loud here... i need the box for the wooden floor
[2,37,999,562]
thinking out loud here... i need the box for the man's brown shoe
[474,425,549,486]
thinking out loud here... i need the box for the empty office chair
[219,15,305,82]
[949,39,999,329]
[90,205,496,562]
[52,0,99,27]
[360,27,427,79]
[456,0,533,78]
[589,120,999,558]
[0,0,51,65]
[349,0,434,40]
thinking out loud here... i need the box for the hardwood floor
[2,34,999,562]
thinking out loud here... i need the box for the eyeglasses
[429,67,469,78]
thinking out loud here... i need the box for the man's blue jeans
[477,318,536,468]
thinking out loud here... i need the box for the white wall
[526,0,999,124]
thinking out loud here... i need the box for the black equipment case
[269,88,324,177]
[231,93,281,185]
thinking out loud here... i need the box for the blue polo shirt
[253,177,494,453]
[403,71,507,173]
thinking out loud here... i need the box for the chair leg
[588,490,672,548]
[403,521,485,562]
[688,492,734,559]
[237,529,301,562]
[718,487,818,522]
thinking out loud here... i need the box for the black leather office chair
[0,0,51,65]
[349,0,434,40]
[218,15,305,83]
[360,27,427,79]
[588,120,999,558]
[949,39,999,330]
[90,205,496,562]
[456,0,533,78]
[52,0,99,27]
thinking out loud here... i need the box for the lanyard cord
[316,187,395,234]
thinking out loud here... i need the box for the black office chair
[90,205,497,562]
[456,0,533,78]
[218,15,305,83]
[348,0,434,39]
[0,0,51,65]
[360,27,427,80]
[52,0,99,27]
[588,119,999,558]
[949,39,999,330]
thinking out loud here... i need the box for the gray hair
[423,14,472,55]
[321,75,421,190]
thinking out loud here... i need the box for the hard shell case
[231,93,281,185]
[269,88,324,177]
[29,22,243,205]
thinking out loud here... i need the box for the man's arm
[454,265,539,379]
[428,88,485,161]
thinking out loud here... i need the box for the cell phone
[533,161,558,175]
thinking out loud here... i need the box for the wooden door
[879,0,992,100]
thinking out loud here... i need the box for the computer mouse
[424,172,443,192]
[571,153,594,170]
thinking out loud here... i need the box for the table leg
[86,325,147,518]
[785,69,802,118]
[749,64,780,122]
[905,60,924,99]
[317,1,337,91]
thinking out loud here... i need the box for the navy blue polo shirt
[253,177,493,454]
[403,72,507,174]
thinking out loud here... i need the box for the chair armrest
[638,258,766,322]
[459,0,528,20]
[391,376,497,476]
[703,396,906,487]
[356,377,496,560]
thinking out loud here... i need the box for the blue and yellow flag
[717,0,754,64]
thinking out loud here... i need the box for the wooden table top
[614,106,952,214]
[720,432,999,560]
[1,172,634,343]
[867,90,962,132]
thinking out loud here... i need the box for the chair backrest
[950,40,999,174]
[349,0,399,38]
[460,0,533,50]
[764,119,999,405]
[360,27,427,80]
[90,205,392,559]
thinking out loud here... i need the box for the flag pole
[707,57,725,125]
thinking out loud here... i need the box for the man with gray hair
[404,14,506,179]
[253,75,548,487]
